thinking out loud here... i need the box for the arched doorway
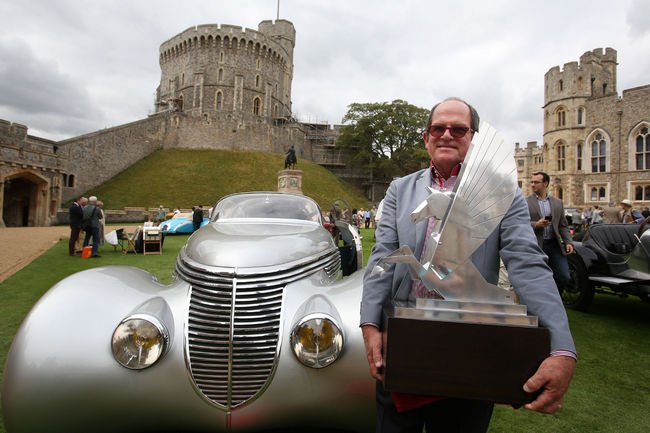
[2,172,48,227]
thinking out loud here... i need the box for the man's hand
[535,218,551,229]
[361,325,384,381]
[523,355,576,413]
[565,243,574,254]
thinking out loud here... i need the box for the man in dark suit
[361,98,575,432]
[68,196,84,256]
[192,205,203,232]
[526,172,574,292]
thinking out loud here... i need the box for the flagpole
[277,0,280,20]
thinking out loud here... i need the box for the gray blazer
[525,194,573,252]
[361,168,576,353]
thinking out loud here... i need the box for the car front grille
[176,248,340,409]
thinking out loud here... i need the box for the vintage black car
[563,223,650,310]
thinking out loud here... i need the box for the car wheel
[561,253,594,310]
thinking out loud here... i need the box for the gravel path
[0,226,71,283]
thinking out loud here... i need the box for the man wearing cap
[155,205,167,225]
[620,199,644,224]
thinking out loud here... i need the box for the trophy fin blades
[432,121,518,275]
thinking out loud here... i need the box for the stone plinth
[277,169,303,194]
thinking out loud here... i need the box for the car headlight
[290,314,343,368]
[111,315,169,370]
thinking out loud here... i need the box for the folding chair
[122,228,139,254]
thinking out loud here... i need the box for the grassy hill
[86,149,368,211]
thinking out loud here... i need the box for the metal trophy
[375,122,549,404]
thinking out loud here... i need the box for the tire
[562,253,595,310]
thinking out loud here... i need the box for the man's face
[423,100,473,171]
[530,174,548,195]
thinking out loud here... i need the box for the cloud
[0,37,105,139]
[627,0,650,37]
[0,0,648,144]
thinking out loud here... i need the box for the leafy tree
[336,100,430,178]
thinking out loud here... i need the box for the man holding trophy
[360,97,576,432]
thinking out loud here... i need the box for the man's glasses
[427,125,472,138]
[530,181,544,184]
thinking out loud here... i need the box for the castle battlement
[160,21,294,66]
[544,47,617,104]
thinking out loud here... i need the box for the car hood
[182,220,337,268]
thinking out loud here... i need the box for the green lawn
[1,228,650,432]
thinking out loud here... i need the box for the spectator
[68,196,84,256]
[82,196,102,258]
[155,205,167,225]
[526,171,574,293]
[96,200,106,245]
[192,205,203,231]
[591,205,603,224]
[602,202,622,224]
[620,199,644,224]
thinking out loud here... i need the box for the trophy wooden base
[382,304,550,405]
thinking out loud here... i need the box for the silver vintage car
[2,192,374,433]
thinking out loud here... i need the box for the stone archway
[1,171,49,227]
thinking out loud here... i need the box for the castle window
[559,80,563,91]
[255,74,260,88]
[602,83,607,94]
[67,174,75,188]
[576,143,583,171]
[591,133,607,173]
[218,68,224,82]
[253,97,262,116]
[577,107,584,125]
[588,185,607,202]
[273,104,278,117]
[220,51,224,62]
[216,91,223,111]
[256,59,261,70]
[635,126,650,170]
[631,182,650,201]
[556,108,566,127]
[556,142,565,171]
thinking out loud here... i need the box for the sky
[1,0,649,145]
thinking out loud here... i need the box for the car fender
[572,241,599,271]
[2,267,226,433]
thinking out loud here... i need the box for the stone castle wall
[157,20,294,122]
[516,47,650,211]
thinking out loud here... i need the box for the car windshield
[212,193,322,223]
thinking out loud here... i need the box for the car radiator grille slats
[176,248,340,409]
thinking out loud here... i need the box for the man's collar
[430,161,462,182]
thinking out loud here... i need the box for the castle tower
[542,48,618,201]
[157,20,295,121]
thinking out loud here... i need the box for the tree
[336,100,429,178]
